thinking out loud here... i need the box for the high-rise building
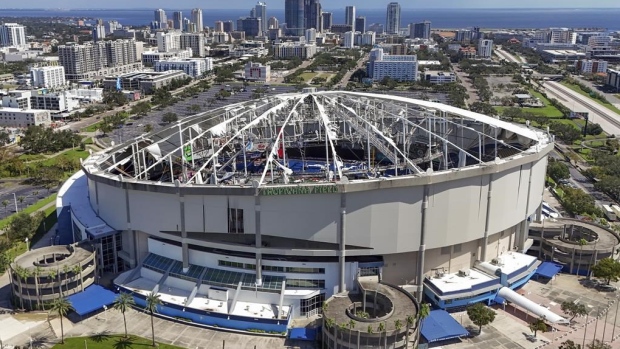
[157,32,181,52]
[477,39,493,58]
[305,0,321,32]
[173,12,183,30]
[343,31,355,48]
[237,17,262,37]
[93,24,106,41]
[30,66,66,89]
[367,47,417,81]
[361,31,376,46]
[214,21,224,33]
[154,9,167,29]
[268,17,279,30]
[386,2,401,35]
[255,2,268,35]
[0,23,26,47]
[180,33,206,57]
[58,40,142,80]
[355,16,366,33]
[369,23,384,34]
[345,6,356,26]
[411,21,431,39]
[191,9,204,32]
[107,20,120,35]
[223,21,235,33]
[285,0,304,36]
[305,28,317,43]
[322,12,333,32]
[472,26,482,41]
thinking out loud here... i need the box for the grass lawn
[82,121,102,132]
[299,72,318,82]
[561,81,620,115]
[40,149,90,167]
[18,153,47,162]
[526,89,564,118]
[0,193,57,230]
[55,335,185,349]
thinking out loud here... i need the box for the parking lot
[0,181,48,220]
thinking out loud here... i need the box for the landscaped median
[53,335,184,349]
[561,81,620,115]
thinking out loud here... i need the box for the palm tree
[348,319,356,346]
[114,292,136,338]
[2,199,9,214]
[48,269,58,297]
[339,323,348,344]
[405,314,415,347]
[324,318,335,349]
[576,238,587,275]
[32,190,39,198]
[416,303,431,347]
[34,266,43,309]
[378,322,386,349]
[13,265,26,309]
[366,325,374,348]
[394,319,403,347]
[50,297,73,344]
[73,265,83,291]
[16,267,33,309]
[62,264,70,295]
[17,196,24,210]
[145,292,162,347]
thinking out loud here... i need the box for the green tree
[560,301,588,322]
[50,297,73,344]
[470,102,496,115]
[366,325,374,348]
[48,269,58,296]
[6,212,41,241]
[576,238,588,276]
[215,89,231,100]
[559,339,581,349]
[348,319,356,345]
[162,112,178,124]
[113,292,136,338]
[587,339,611,349]
[17,196,24,210]
[561,187,600,216]
[529,317,547,337]
[394,319,403,347]
[591,258,620,285]
[0,130,10,145]
[547,160,570,182]
[405,314,415,348]
[103,89,127,107]
[416,303,430,345]
[130,101,152,117]
[144,124,154,133]
[378,322,386,348]
[2,199,9,214]
[145,292,162,346]
[467,303,496,334]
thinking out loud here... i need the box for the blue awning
[535,262,563,279]
[494,295,506,305]
[289,327,318,341]
[421,310,469,343]
[67,285,118,316]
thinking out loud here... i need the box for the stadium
[58,90,554,336]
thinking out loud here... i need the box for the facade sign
[260,185,339,196]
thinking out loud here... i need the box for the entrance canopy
[67,285,118,316]
[497,287,568,324]
[421,310,469,343]
[535,262,563,279]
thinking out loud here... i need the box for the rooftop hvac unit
[434,270,445,278]
[458,269,471,277]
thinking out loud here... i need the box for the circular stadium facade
[64,91,553,327]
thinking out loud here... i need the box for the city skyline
[2,0,620,9]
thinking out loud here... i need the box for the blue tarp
[289,327,318,341]
[67,285,118,316]
[535,262,563,279]
[421,310,469,343]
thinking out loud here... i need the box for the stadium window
[228,208,244,233]
[453,244,462,253]
[441,246,451,255]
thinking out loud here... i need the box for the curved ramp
[497,287,568,324]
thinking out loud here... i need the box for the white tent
[497,287,569,324]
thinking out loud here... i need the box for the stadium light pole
[12,192,18,212]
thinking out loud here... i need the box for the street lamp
[25,237,29,251]
[12,192,18,212]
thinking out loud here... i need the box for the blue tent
[421,310,469,343]
[67,285,118,316]
[535,262,563,279]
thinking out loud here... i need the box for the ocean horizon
[1,8,619,30]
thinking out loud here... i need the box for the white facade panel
[128,190,181,233]
[96,183,127,229]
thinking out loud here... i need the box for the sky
[2,0,619,10]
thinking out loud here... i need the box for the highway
[495,46,522,64]
[543,81,620,136]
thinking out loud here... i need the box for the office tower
[173,12,183,30]
[386,2,401,35]
[154,9,167,29]
[285,0,304,36]
[305,28,316,43]
[183,18,192,32]
[345,6,356,26]
[223,21,235,33]
[237,17,262,37]
[322,12,333,32]
[0,23,26,47]
[255,2,267,34]
[268,17,279,30]
[477,39,493,58]
[343,31,355,48]
[355,16,366,33]
[93,24,106,41]
[411,21,431,39]
[30,66,66,89]
[214,21,224,33]
[304,0,322,31]
[191,9,203,32]
[472,26,482,41]
[180,33,206,57]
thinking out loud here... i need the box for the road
[571,75,620,110]
[451,63,478,106]
[543,81,620,136]
[495,46,522,64]
[335,52,368,89]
